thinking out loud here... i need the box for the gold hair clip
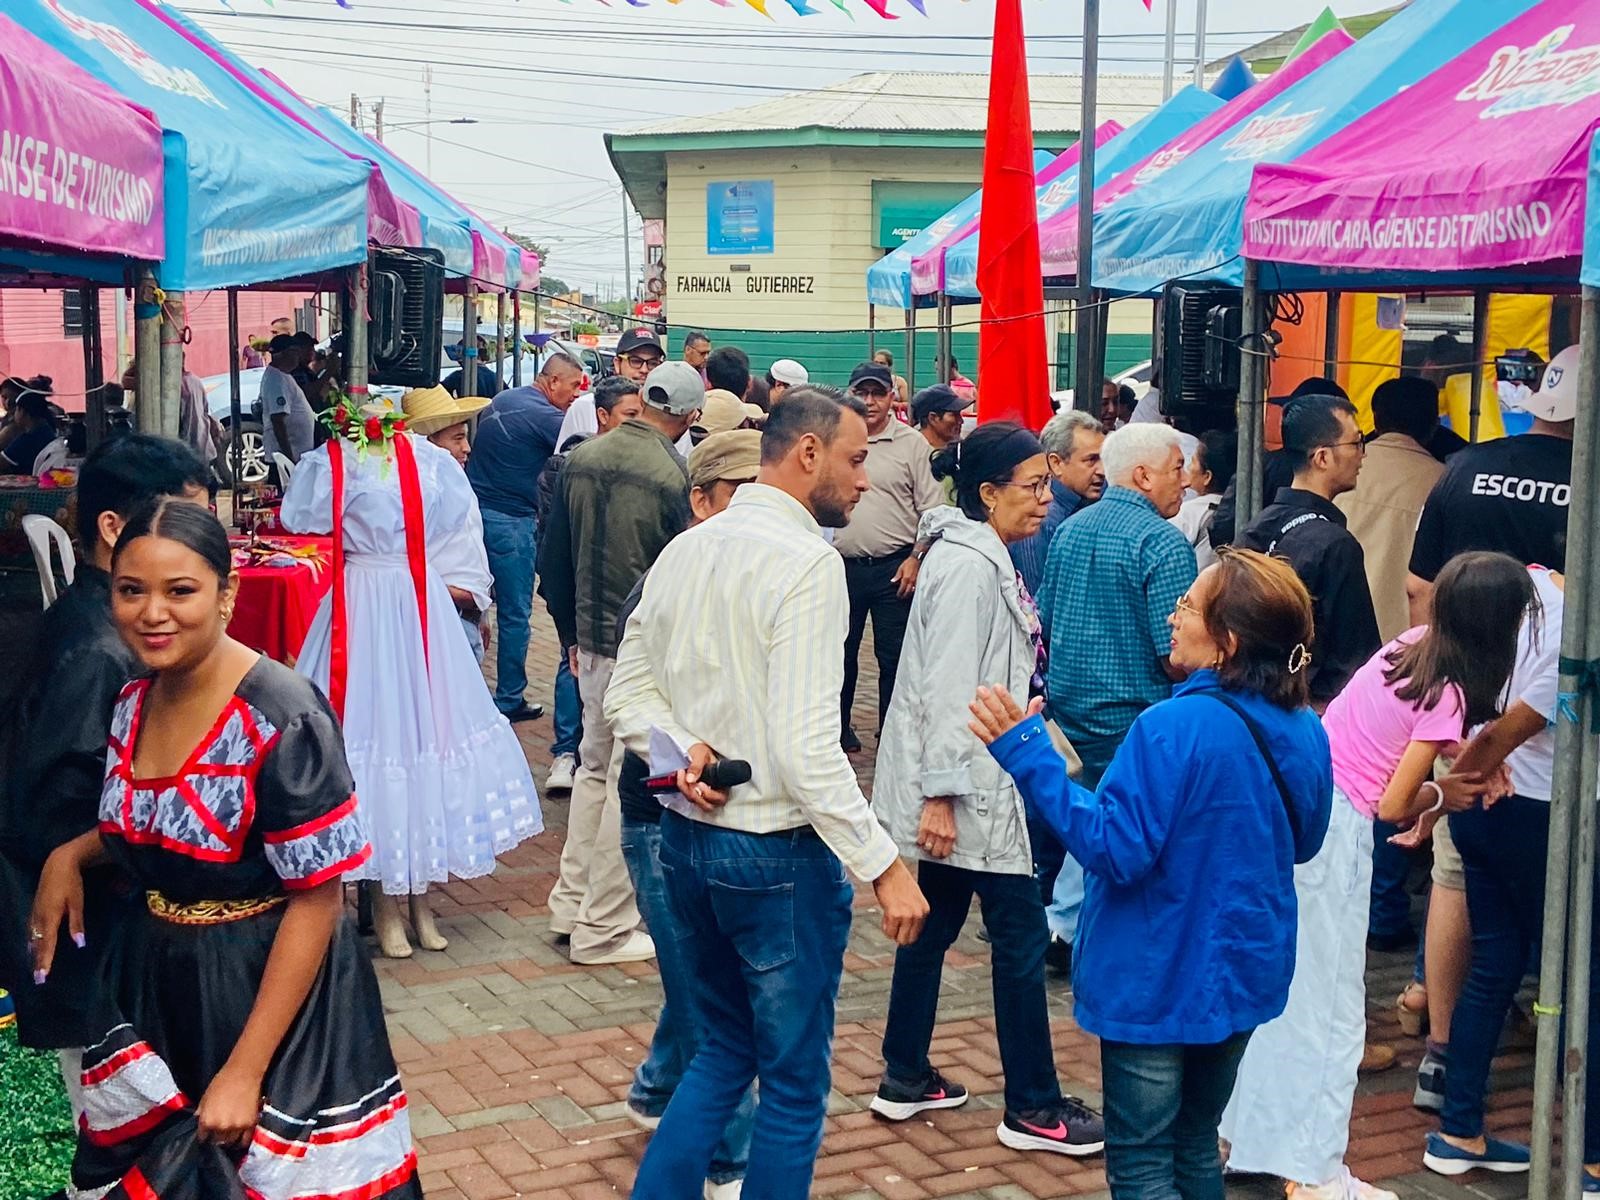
[1288,643,1312,675]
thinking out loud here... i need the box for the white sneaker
[704,1181,742,1200]
[1287,1169,1398,1200]
[571,929,656,965]
[546,753,577,791]
[624,1101,661,1132]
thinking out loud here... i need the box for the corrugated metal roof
[617,72,1169,139]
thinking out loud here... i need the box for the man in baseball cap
[909,384,969,452]
[765,359,809,407]
[688,428,762,508]
[616,328,667,383]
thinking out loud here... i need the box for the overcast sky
[187,0,1385,293]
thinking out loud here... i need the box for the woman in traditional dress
[29,498,421,1200]
[282,399,540,957]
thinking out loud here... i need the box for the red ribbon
[326,436,430,721]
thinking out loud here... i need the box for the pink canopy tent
[1244,1,1600,276]
[908,120,1124,296]
[0,14,165,261]
[1038,28,1355,277]
[519,249,541,290]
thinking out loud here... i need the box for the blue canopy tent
[941,86,1227,299]
[1088,0,1548,298]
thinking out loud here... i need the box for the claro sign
[676,274,816,295]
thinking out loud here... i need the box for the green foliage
[0,1025,74,1200]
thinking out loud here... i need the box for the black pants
[841,549,912,733]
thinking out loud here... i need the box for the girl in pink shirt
[1222,551,1537,1200]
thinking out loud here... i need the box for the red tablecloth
[229,536,333,664]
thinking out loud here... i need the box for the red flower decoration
[393,419,407,433]
[364,416,384,441]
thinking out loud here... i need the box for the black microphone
[645,758,753,793]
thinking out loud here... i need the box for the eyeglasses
[1174,593,1201,620]
[1321,438,1367,454]
[997,478,1052,500]
[853,385,890,399]
[623,353,664,370]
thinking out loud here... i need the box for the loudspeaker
[1160,284,1242,423]
[369,247,445,388]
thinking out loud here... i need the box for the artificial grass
[0,1022,74,1200]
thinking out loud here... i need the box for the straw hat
[402,385,489,437]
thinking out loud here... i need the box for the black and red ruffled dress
[70,655,422,1200]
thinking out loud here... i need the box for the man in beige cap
[693,389,763,442]
[402,385,494,662]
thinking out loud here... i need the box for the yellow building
[607,71,1165,385]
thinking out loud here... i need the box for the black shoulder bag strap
[1195,689,1302,845]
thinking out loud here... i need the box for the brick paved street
[388,610,1536,1200]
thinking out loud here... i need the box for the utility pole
[1193,0,1209,85]
[1162,0,1178,100]
[1072,0,1102,413]
[374,99,385,142]
[621,193,633,306]
[349,93,361,132]
[423,66,433,175]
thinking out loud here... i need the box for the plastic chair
[31,437,69,476]
[272,452,296,487]
[21,514,75,608]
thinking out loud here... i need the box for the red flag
[975,0,1051,430]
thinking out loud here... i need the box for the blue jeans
[480,509,535,714]
[620,817,755,1184]
[1444,798,1600,1159]
[1045,747,1114,943]
[882,860,1062,1114]
[552,650,582,758]
[635,812,853,1200]
[1369,819,1415,940]
[1100,1034,1253,1200]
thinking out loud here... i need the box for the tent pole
[81,288,104,455]
[135,267,161,434]
[227,289,243,522]
[1469,289,1490,443]
[905,306,916,396]
[512,292,523,388]
[1322,292,1341,382]
[868,303,877,359]
[1237,259,1265,526]
[937,292,952,388]
[1072,0,1101,417]
[348,261,370,401]
[463,280,479,399]
[1532,287,1600,1199]
[158,291,185,440]
[495,292,507,395]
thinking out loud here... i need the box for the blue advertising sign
[707,180,774,255]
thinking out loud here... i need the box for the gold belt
[146,891,287,925]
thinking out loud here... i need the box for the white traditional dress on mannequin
[282,427,541,956]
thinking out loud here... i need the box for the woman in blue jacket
[968,547,1333,1200]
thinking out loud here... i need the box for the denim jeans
[634,812,853,1200]
[1444,798,1600,1159]
[620,817,755,1183]
[1369,819,1415,941]
[1045,748,1114,944]
[882,860,1063,1114]
[479,509,536,714]
[1100,1034,1253,1200]
[552,649,582,758]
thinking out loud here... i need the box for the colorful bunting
[861,0,898,17]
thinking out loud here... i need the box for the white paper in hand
[649,726,691,778]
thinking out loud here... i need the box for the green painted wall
[1054,333,1155,390]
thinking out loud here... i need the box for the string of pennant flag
[254,0,1154,19]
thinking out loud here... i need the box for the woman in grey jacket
[871,422,1105,1158]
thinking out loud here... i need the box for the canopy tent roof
[1245,0,1598,286]
[909,121,1126,298]
[864,150,1055,310]
[3,0,371,291]
[1039,28,1356,281]
[0,14,165,268]
[941,86,1227,298]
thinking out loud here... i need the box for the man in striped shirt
[606,387,929,1200]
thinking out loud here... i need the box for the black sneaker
[1045,934,1073,977]
[869,1069,969,1121]
[997,1098,1105,1157]
[1414,1047,1446,1113]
